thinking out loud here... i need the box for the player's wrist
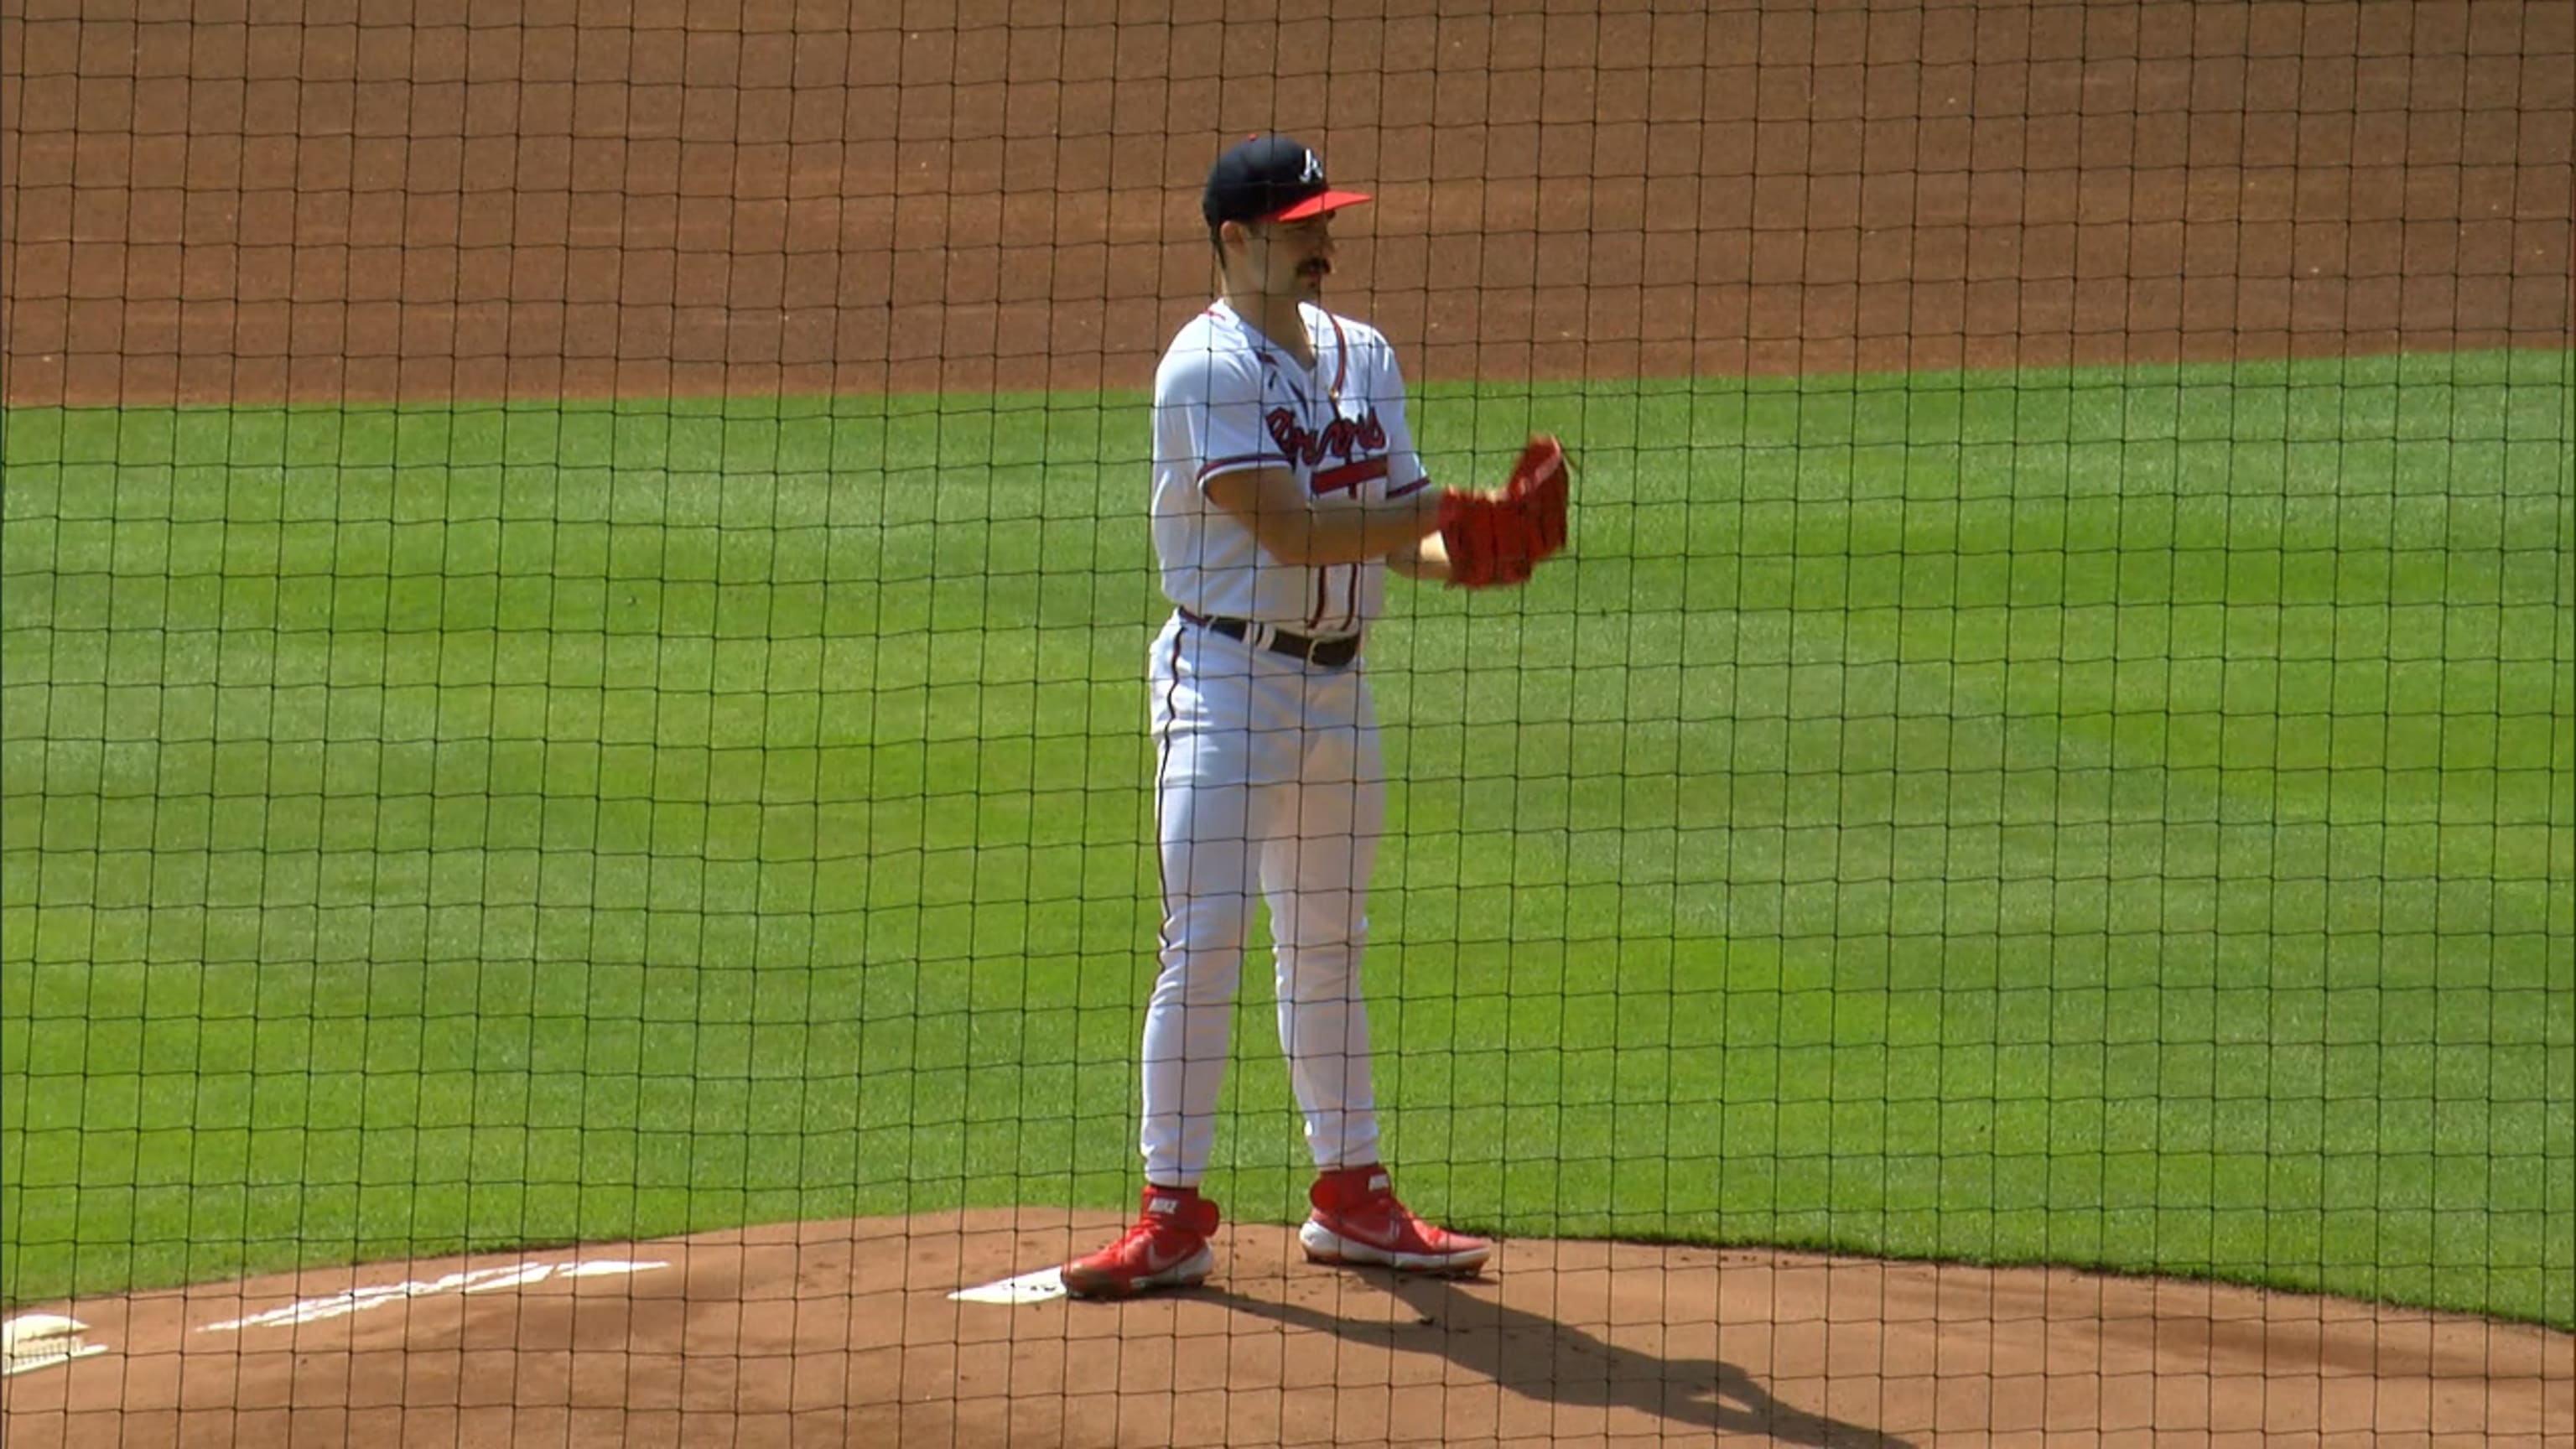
[1409,486,1452,536]
[1353,489,1443,556]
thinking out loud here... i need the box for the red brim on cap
[1265,189,1372,221]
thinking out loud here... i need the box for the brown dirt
[3,0,2568,405]
[5,1211,2573,1447]
[3,0,2573,1443]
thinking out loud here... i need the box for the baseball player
[1061,134,1569,1299]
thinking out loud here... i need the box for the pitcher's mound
[4,1209,2568,1446]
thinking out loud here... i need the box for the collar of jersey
[1218,299,1327,371]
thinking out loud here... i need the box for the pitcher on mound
[1061,134,1571,1299]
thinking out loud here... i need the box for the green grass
[3,349,2572,1327]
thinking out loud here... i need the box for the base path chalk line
[948,1266,1068,1306]
[3,1314,111,1377]
[199,1258,671,1332]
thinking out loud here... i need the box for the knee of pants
[1274,936,1365,1005]
[1269,889,1369,957]
[1154,903,1254,1006]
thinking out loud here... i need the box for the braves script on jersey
[1150,299,1432,633]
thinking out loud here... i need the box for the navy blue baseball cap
[1202,134,1372,227]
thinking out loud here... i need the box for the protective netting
[3,3,2568,1444]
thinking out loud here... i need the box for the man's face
[1232,214,1338,299]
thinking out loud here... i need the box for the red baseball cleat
[1300,1166,1492,1275]
[1060,1185,1220,1299]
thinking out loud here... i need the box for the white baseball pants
[1140,613,1384,1187]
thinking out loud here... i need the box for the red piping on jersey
[1326,314,1348,401]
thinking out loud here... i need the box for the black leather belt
[1178,609,1361,669]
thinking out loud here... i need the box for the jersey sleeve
[1374,343,1434,498]
[1158,335,1278,490]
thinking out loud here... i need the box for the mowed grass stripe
[2,348,2570,1324]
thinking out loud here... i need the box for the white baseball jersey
[1150,299,1432,634]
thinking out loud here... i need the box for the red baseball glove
[1438,488,1535,588]
[1504,434,1570,558]
[1438,434,1570,589]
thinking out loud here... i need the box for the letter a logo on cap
[1204,134,1371,226]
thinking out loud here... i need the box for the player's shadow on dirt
[1218,1270,1913,1449]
